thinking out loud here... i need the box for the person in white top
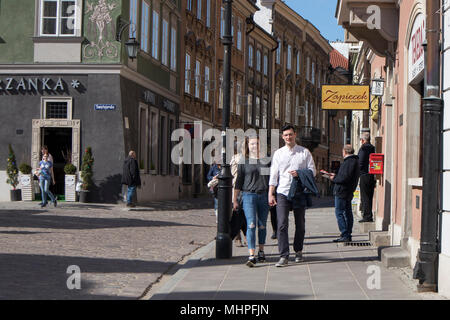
[268,124,316,267]
[41,145,54,163]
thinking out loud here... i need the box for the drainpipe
[412,0,443,292]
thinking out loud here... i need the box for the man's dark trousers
[276,194,305,258]
[359,174,375,220]
[335,196,353,239]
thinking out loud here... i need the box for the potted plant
[6,144,21,201]
[64,163,77,202]
[79,147,94,203]
[18,163,34,201]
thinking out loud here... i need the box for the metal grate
[46,102,68,119]
[344,241,372,247]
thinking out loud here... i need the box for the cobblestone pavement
[0,197,217,299]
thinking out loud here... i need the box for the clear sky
[283,0,345,42]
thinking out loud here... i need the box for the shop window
[42,97,72,120]
[149,110,159,172]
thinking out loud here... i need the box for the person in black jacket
[329,145,360,242]
[357,132,376,222]
[121,150,141,207]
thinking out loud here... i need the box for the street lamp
[116,19,140,61]
[216,0,233,259]
[371,77,384,97]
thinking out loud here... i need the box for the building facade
[337,0,449,297]
[0,0,182,202]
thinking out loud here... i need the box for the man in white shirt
[268,125,316,267]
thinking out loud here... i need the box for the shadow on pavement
[152,290,310,300]
[0,210,211,230]
[0,253,173,300]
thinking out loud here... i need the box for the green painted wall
[0,0,35,63]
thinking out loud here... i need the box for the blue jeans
[127,185,137,204]
[39,176,55,205]
[335,196,354,239]
[242,192,269,250]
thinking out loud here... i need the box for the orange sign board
[321,85,370,110]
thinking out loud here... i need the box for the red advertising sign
[369,153,384,175]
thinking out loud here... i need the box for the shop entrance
[41,127,72,197]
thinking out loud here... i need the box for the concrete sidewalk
[149,198,446,300]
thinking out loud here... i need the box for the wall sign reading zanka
[321,85,370,110]
[0,77,81,92]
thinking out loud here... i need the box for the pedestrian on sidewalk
[36,154,57,208]
[233,135,271,267]
[328,145,360,242]
[121,150,141,207]
[230,140,247,247]
[357,131,376,222]
[268,124,316,267]
[207,158,221,223]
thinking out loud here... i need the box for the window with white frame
[42,97,73,119]
[247,93,253,124]
[220,7,225,38]
[195,60,201,98]
[285,90,291,123]
[248,44,253,67]
[204,65,210,103]
[129,0,137,38]
[262,99,268,129]
[236,81,241,115]
[197,0,202,20]
[152,10,159,59]
[206,0,211,28]
[255,96,260,127]
[170,27,177,71]
[40,0,78,36]
[256,50,261,72]
[276,38,281,64]
[287,45,292,70]
[185,53,191,94]
[296,51,301,75]
[161,19,169,66]
[237,19,242,50]
[263,54,268,76]
[140,1,149,52]
[275,87,280,119]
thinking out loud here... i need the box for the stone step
[359,221,376,233]
[369,230,391,247]
[381,247,410,268]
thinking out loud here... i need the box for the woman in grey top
[233,136,271,267]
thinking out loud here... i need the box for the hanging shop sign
[408,13,425,84]
[369,153,384,175]
[321,85,370,110]
[0,77,81,92]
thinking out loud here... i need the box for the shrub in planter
[64,163,77,175]
[79,147,94,202]
[6,144,21,201]
[19,163,32,175]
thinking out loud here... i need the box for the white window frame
[204,65,210,103]
[152,10,159,59]
[39,0,79,37]
[161,19,169,66]
[129,0,138,38]
[185,53,191,94]
[41,96,73,120]
[195,60,201,98]
[296,51,301,75]
[170,26,177,71]
[140,1,149,52]
[236,82,241,116]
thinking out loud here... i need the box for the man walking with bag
[268,125,316,267]
[121,150,141,207]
